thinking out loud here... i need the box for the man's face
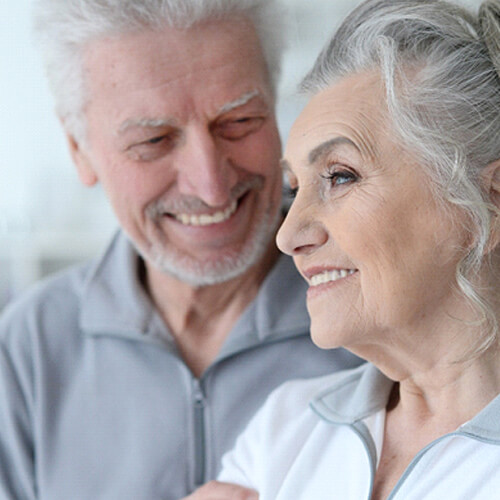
[71,18,283,285]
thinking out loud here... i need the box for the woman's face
[277,72,468,356]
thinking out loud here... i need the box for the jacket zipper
[193,382,206,487]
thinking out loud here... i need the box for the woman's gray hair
[301,0,500,355]
[33,0,287,143]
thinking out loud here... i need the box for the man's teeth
[174,200,237,226]
[310,269,356,286]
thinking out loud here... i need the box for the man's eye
[146,135,167,145]
[216,117,264,140]
[126,134,176,162]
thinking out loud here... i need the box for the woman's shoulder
[218,364,369,490]
[267,363,369,411]
[242,364,370,440]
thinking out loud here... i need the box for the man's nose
[175,128,238,207]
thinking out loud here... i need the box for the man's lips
[169,200,238,227]
[147,176,263,228]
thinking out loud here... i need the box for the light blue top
[0,231,361,500]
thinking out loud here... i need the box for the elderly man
[0,1,361,498]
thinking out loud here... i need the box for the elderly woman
[186,0,500,499]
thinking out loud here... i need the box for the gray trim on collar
[79,232,157,337]
[311,362,500,442]
[460,393,500,442]
[311,363,393,424]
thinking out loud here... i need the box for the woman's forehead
[286,73,388,165]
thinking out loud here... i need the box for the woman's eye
[321,168,358,187]
[285,186,298,199]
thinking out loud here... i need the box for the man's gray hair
[301,0,500,354]
[33,0,286,143]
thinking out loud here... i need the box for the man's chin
[147,242,268,287]
[137,206,281,287]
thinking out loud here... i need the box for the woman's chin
[310,326,346,351]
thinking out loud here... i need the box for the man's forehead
[84,20,267,87]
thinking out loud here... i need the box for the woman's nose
[276,196,328,256]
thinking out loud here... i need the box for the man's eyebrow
[308,137,360,165]
[117,90,263,135]
[217,89,262,115]
[117,117,176,135]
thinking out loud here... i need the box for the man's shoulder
[0,260,92,347]
[0,232,128,344]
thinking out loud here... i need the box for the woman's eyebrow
[280,136,360,174]
[308,137,360,165]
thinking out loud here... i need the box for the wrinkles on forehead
[284,72,391,175]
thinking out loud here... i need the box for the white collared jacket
[219,363,500,499]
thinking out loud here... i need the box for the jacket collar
[460,393,500,443]
[311,363,393,424]
[79,231,157,339]
[215,250,310,360]
[311,362,500,442]
[79,231,310,354]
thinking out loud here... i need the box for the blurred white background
[0,0,480,308]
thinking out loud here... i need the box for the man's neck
[144,242,280,377]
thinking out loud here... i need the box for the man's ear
[481,159,500,252]
[65,131,99,187]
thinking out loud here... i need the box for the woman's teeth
[174,200,238,226]
[310,269,356,286]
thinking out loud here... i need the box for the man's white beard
[138,204,281,287]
